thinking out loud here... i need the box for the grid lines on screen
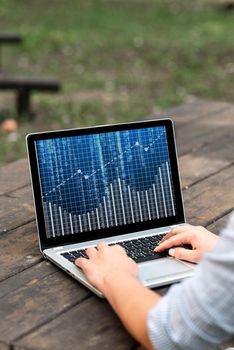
[36,126,177,238]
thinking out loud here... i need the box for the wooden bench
[0,75,61,115]
[0,33,22,44]
[0,33,61,116]
[0,34,22,69]
[0,98,233,349]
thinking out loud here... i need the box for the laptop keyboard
[61,233,168,264]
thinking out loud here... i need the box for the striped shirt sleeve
[147,212,234,350]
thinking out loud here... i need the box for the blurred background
[0,0,233,165]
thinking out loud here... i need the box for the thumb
[169,247,197,263]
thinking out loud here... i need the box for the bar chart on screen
[36,126,177,238]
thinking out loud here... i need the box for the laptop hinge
[170,223,187,229]
[53,246,63,251]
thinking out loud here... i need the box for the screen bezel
[27,118,185,250]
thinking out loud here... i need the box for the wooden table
[0,98,233,350]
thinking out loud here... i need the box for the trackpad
[138,258,192,282]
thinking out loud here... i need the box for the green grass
[0,0,233,164]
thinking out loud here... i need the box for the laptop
[26,118,195,297]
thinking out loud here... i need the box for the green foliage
[0,0,233,164]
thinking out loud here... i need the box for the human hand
[155,225,220,263]
[75,242,138,294]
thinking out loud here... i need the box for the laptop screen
[35,124,178,240]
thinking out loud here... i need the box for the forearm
[103,271,160,349]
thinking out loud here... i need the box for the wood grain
[179,132,234,188]
[184,164,234,226]
[207,212,230,234]
[0,221,41,282]
[155,98,230,125]
[14,297,136,350]
[0,342,10,350]
[0,158,30,196]
[0,265,90,344]
[175,105,234,155]
[0,260,56,299]
[0,186,34,234]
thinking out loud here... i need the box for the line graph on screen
[36,126,176,238]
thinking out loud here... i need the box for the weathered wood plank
[0,342,10,350]
[0,158,30,196]
[207,212,230,235]
[153,98,228,123]
[175,105,234,155]
[14,296,136,350]
[0,266,90,345]
[0,221,41,282]
[159,98,230,125]
[0,186,34,234]
[0,260,56,299]
[184,164,234,226]
[179,132,234,188]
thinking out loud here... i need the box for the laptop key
[61,252,76,262]
[61,233,169,264]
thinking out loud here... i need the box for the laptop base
[43,225,195,298]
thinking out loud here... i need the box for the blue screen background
[36,126,176,238]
